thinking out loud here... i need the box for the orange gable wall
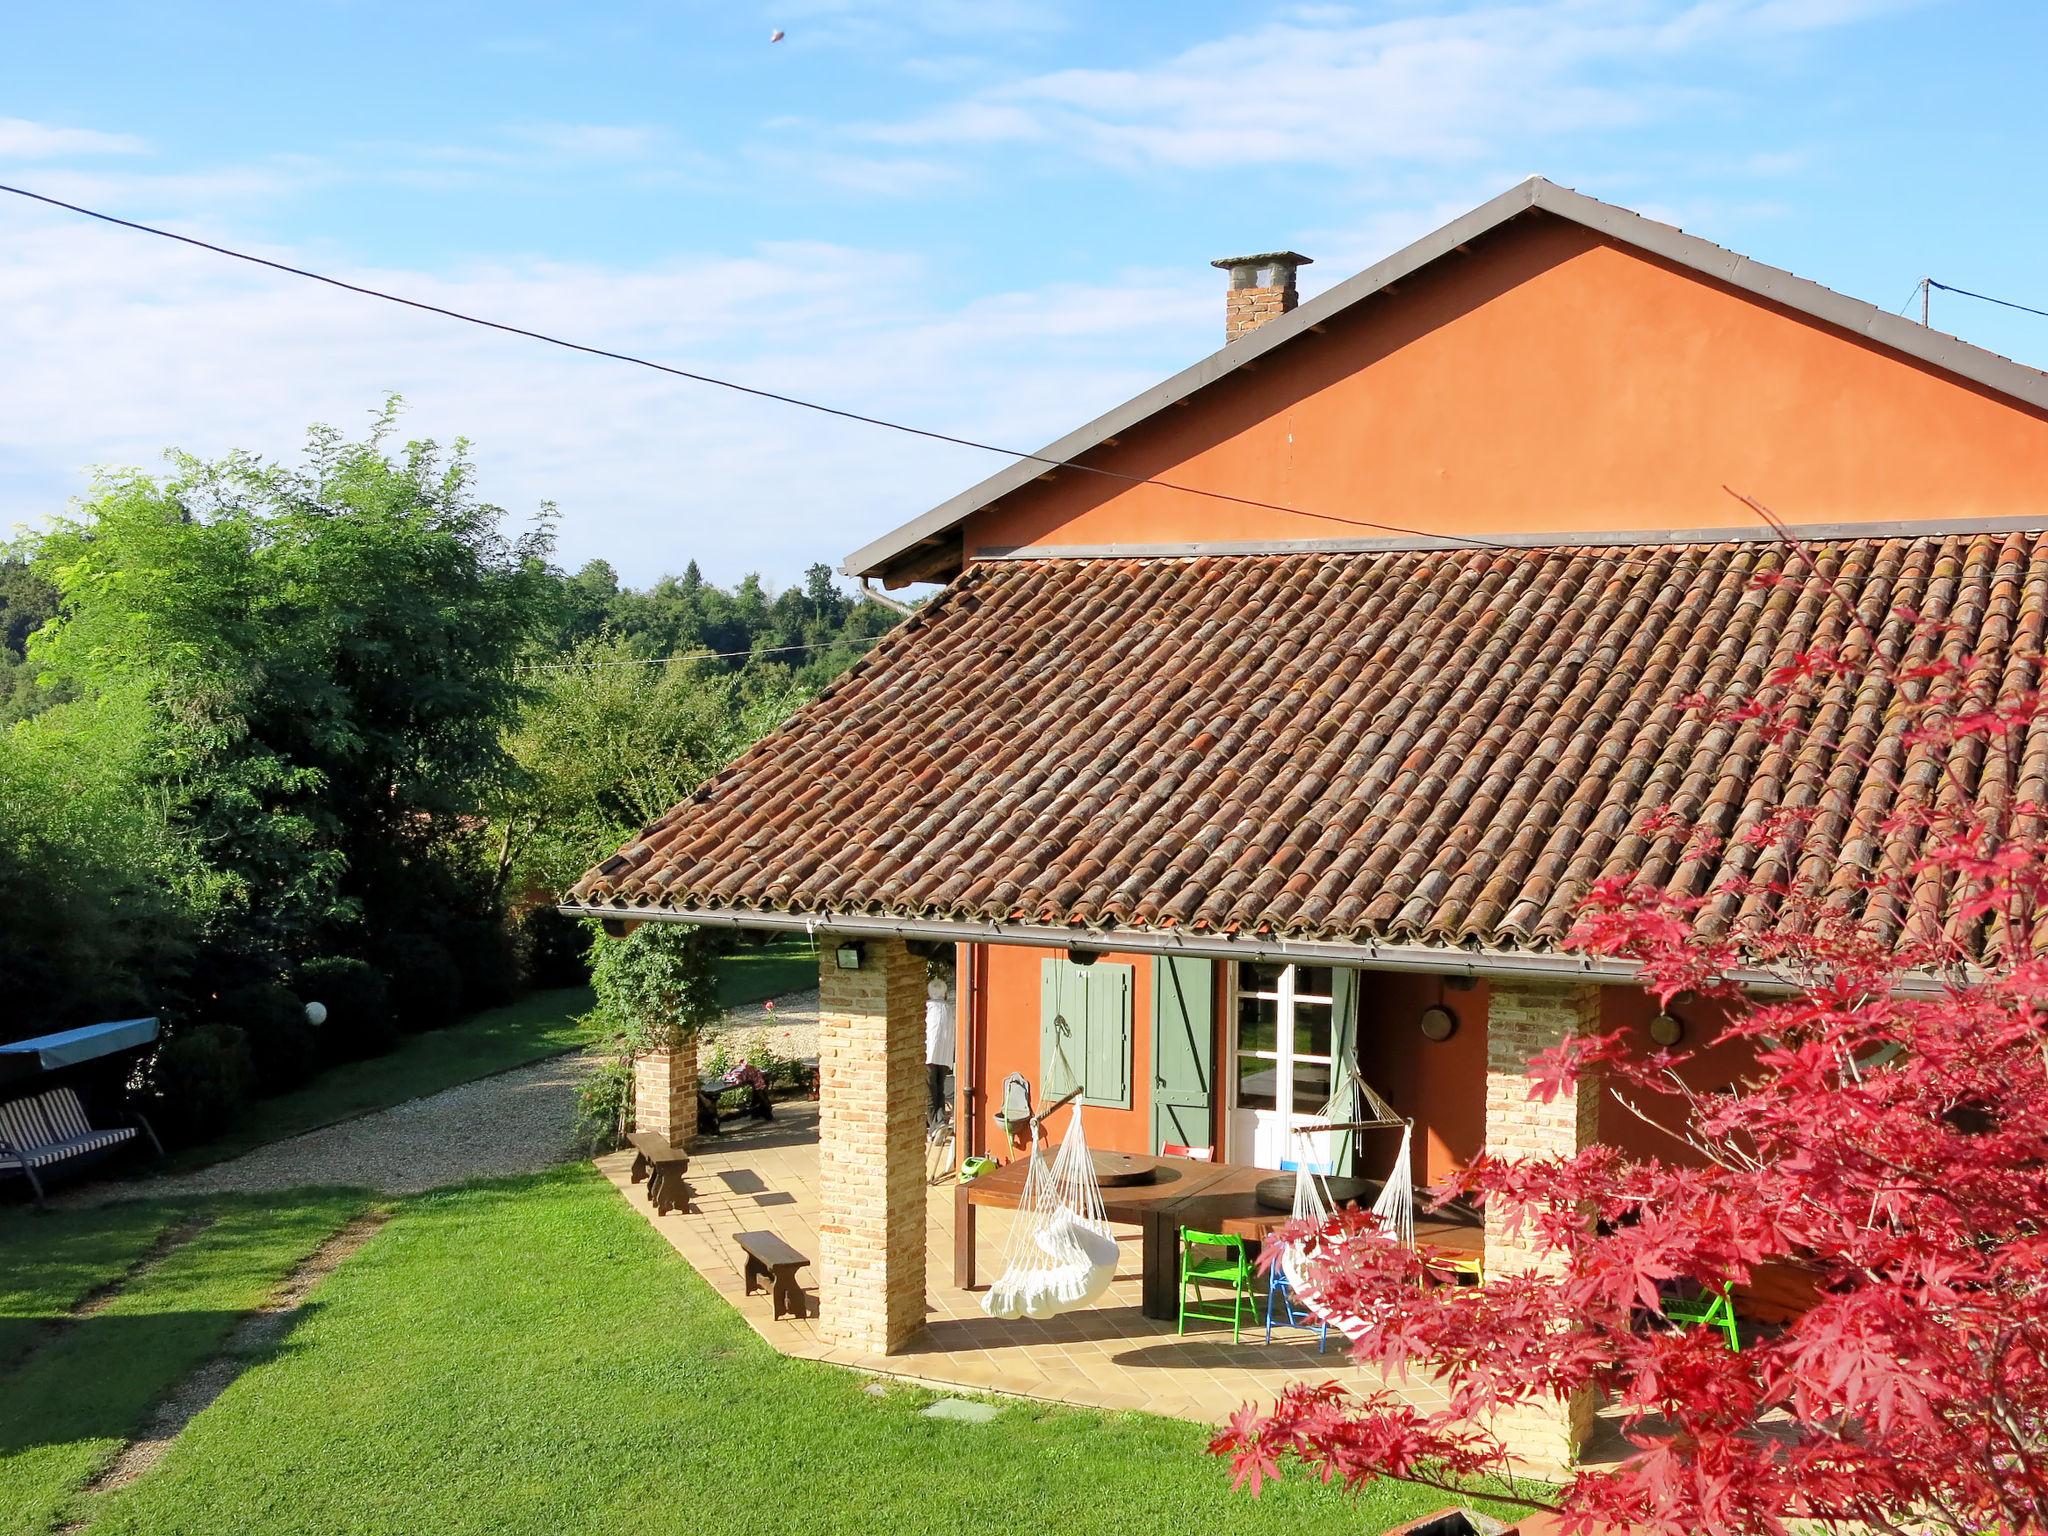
[964,215,2048,557]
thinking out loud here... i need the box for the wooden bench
[625,1130,693,1216]
[733,1230,813,1320]
[0,1087,162,1209]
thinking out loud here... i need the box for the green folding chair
[1664,1281,1742,1351]
[1178,1227,1256,1342]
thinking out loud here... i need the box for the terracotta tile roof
[571,532,2048,959]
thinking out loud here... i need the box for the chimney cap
[1210,251,1313,271]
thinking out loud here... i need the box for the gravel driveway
[65,988,825,1205]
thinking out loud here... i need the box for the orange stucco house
[568,178,2048,1466]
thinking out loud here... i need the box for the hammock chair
[981,1057,1120,1320]
[1272,1055,1415,1344]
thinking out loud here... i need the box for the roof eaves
[556,899,1953,999]
[842,176,2048,581]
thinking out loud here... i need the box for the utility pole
[1921,277,1930,328]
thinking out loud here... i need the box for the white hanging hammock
[981,1087,1119,1320]
[1273,1055,1415,1343]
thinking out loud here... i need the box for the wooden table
[955,1152,1486,1320]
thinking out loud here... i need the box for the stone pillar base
[1489,1388,1597,1479]
[633,1037,698,1150]
[1482,979,1603,1472]
[817,937,927,1355]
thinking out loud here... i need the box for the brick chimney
[1211,251,1312,343]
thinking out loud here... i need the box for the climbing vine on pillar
[574,922,723,1150]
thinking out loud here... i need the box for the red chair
[1163,1143,1213,1162]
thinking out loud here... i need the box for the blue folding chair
[1263,1159,1332,1351]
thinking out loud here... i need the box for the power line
[0,179,1510,551]
[1926,279,2048,323]
[521,635,888,671]
[1,179,1953,593]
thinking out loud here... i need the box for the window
[1230,963,1337,1167]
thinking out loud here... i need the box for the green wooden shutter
[1041,959,1083,1099]
[1040,958,1134,1110]
[1083,963,1134,1109]
[1151,956,1215,1154]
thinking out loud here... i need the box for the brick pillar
[816,937,927,1355]
[633,1035,698,1150]
[1483,978,1603,1472]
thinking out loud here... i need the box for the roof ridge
[846,176,2048,581]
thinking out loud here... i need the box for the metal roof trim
[973,514,2048,563]
[555,901,1950,998]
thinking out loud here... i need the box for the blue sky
[3,0,2046,586]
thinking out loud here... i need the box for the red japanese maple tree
[1213,531,2048,1536]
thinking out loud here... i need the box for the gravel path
[703,988,819,1066]
[89,1052,595,1202]
[63,987,825,1205]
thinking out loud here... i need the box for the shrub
[380,935,463,1032]
[572,1053,633,1155]
[147,1022,255,1146]
[517,905,591,990]
[585,922,720,1052]
[443,916,521,1011]
[215,981,318,1095]
[296,956,398,1064]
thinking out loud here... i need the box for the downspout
[960,940,982,1161]
[858,577,917,617]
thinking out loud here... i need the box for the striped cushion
[0,1127,132,1169]
[0,1098,54,1156]
[36,1089,93,1140]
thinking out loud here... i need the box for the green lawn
[0,1191,368,1535]
[1,1168,1517,1536]
[0,1202,181,1368]
[716,936,819,1008]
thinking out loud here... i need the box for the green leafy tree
[27,401,558,961]
[0,556,65,725]
[491,632,807,903]
[559,558,899,692]
[0,684,211,1034]
[574,920,724,1150]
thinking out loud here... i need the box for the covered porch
[601,1096,1475,1423]
[627,937,1617,1472]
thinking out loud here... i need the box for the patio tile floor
[598,1103,1493,1430]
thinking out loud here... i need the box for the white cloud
[502,122,666,160]
[0,205,1211,587]
[0,118,148,161]
[774,0,1067,47]
[857,0,1924,174]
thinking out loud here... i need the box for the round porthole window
[1648,1011,1685,1047]
[1419,1004,1458,1042]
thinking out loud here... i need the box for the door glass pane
[1295,965,1334,1000]
[1240,961,1286,994]
[1292,1060,1332,1112]
[1237,993,1278,1054]
[1236,1055,1277,1112]
[1292,1001,1332,1060]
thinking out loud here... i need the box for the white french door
[1226,963,1338,1169]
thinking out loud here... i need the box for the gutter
[555,901,1952,998]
